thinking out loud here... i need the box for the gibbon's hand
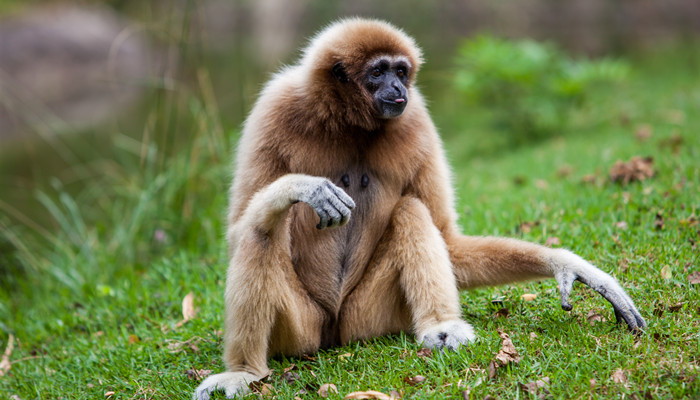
[293,177,355,229]
[552,249,646,331]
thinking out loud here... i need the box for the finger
[326,193,352,226]
[316,208,329,229]
[555,271,576,311]
[326,181,355,209]
[324,204,342,227]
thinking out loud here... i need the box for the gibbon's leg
[446,235,646,330]
[195,174,355,400]
[340,197,475,349]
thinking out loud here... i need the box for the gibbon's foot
[553,249,647,332]
[292,177,355,229]
[194,371,259,400]
[419,320,476,350]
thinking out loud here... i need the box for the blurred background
[0,0,699,282]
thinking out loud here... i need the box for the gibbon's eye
[397,68,406,78]
[371,68,382,78]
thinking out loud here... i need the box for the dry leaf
[530,332,538,341]
[635,124,652,141]
[660,265,672,280]
[520,377,550,398]
[389,390,401,399]
[344,390,392,399]
[587,310,606,326]
[0,334,15,377]
[615,221,629,230]
[557,165,573,178]
[521,294,537,302]
[283,364,298,373]
[668,302,686,313]
[403,375,426,386]
[609,156,654,185]
[283,371,300,384]
[612,369,629,386]
[104,392,115,398]
[489,330,521,379]
[127,334,140,344]
[184,369,212,381]
[182,292,197,321]
[416,348,432,359]
[318,383,338,398]
[687,271,700,285]
[545,237,561,247]
[249,381,273,396]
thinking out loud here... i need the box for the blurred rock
[0,5,165,139]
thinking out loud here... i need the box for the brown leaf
[688,271,700,285]
[104,392,115,398]
[344,390,392,399]
[0,334,15,377]
[494,308,509,318]
[587,310,606,326]
[557,165,573,178]
[518,221,539,234]
[184,369,212,381]
[182,292,197,321]
[668,302,686,313]
[403,375,426,386]
[249,381,273,396]
[489,330,521,379]
[660,265,672,280]
[521,294,537,302]
[635,124,652,141]
[127,334,140,345]
[283,364,298,374]
[416,348,432,359]
[283,371,300,384]
[318,383,338,398]
[609,156,655,185]
[612,369,629,385]
[389,390,401,399]
[520,377,550,398]
[544,237,560,247]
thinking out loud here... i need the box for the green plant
[454,35,629,143]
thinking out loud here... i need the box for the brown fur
[196,18,644,399]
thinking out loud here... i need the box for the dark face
[364,57,410,119]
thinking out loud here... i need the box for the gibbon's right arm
[232,174,355,242]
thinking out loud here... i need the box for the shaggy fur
[195,18,645,400]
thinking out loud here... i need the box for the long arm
[406,134,646,331]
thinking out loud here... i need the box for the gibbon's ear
[332,62,350,83]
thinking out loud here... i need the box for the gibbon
[195,18,645,400]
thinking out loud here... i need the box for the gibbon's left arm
[407,131,646,331]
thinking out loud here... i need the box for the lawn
[0,46,698,399]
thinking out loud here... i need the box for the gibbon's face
[331,54,411,120]
[364,55,410,119]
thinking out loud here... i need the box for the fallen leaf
[609,156,654,185]
[283,371,300,384]
[489,330,521,379]
[127,334,140,345]
[612,369,629,386]
[688,271,700,285]
[587,310,606,326]
[344,390,392,399]
[615,221,629,230]
[654,213,665,230]
[249,381,273,395]
[283,364,298,373]
[416,348,432,359]
[660,265,672,280]
[545,237,560,247]
[184,369,212,381]
[581,174,597,185]
[518,221,539,234]
[318,383,338,398]
[520,377,550,398]
[529,332,538,341]
[521,294,537,302]
[635,124,652,141]
[668,302,686,313]
[557,165,573,178]
[494,308,509,318]
[0,334,15,377]
[104,392,115,398]
[403,375,426,386]
[389,390,401,399]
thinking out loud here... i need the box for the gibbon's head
[301,18,423,123]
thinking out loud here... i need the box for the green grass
[1,48,699,399]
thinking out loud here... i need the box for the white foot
[419,320,476,350]
[193,371,259,400]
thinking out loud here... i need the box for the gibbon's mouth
[394,98,405,103]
